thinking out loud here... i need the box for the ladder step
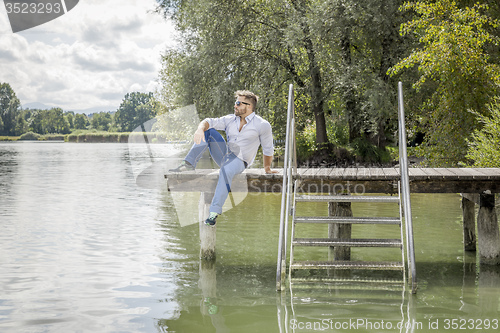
[291,277,404,285]
[290,261,404,270]
[296,195,399,203]
[294,216,401,225]
[293,238,402,248]
[289,279,404,292]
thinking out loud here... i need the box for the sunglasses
[235,101,250,106]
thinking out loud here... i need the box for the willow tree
[389,0,500,166]
[157,0,332,152]
[157,0,410,160]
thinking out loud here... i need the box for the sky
[0,0,178,113]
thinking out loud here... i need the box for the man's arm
[263,154,278,174]
[193,120,209,144]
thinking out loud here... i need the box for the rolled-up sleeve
[204,116,230,131]
[259,122,274,156]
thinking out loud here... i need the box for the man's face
[234,96,252,117]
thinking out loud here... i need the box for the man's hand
[194,120,209,144]
[193,128,206,144]
[265,166,278,174]
[263,155,278,174]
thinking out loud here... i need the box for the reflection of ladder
[288,180,405,285]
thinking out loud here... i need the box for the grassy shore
[0,136,20,141]
[1,131,181,143]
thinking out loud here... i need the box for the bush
[467,98,500,167]
[19,131,41,141]
[41,134,65,141]
[295,121,317,162]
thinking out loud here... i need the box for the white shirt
[204,112,274,166]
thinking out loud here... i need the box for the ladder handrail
[398,82,417,294]
[276,84,296,290]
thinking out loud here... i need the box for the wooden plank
[342,168,358,180]
[444,168,462,177]
[421,168,437,177]
[301,168,322,179]
[315,168,332,180]
[451,168,475,180]
[458,168,488,180]
[481,168,500,177]
[356,167,371,180]
[369,168,388,180]
[328,168,345,180]
[383,168,400,180]
[469,168,490,178]
[408,168,429,180]
[429,168,450,179]
[297,167,310,178]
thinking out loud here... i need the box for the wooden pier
[167,167,500,193]
[166,167,500,264]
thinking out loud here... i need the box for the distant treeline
[1,83,159,138]
[8,131,186,144]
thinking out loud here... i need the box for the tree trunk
[302,20,329,149]
[340,34,362,143]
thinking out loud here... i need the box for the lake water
[1,142,499,333]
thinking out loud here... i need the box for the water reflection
[156,189,500,333]
[161,255,500,333]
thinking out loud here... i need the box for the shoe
[205,212,218,226]
[169,160,194,172]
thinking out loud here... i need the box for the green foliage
[90,112,113,131]
[467,98,500,167]
[350,137,392,163]
[25,108,71,135]
[0,82,21,136]
[389,0,500,166]
[19,131,41,141]
[115,92,158,132]
[296,120,317,162]
[156,0,407,155]
[74,113,89,130]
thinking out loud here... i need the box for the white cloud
[0,0,177,112]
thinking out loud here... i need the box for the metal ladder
[288,181,406,285]
[276,82,417,293]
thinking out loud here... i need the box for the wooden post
[199,260,217,315]
[477,193,500,265]
[328,197,352,261]
[462,193,477,251]
[199,191,216,260]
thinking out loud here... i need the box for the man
[169,90,277,226]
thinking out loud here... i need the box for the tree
[389,0,500,166]
[157,0,334,152]
[157,0,409,161]
[74,113,89,130]
[26,108,70,134]
[65,112,74,129]
[14,113,27,135]
[0,83,21,136]
[115,92,158,132]
[90,112,113,131]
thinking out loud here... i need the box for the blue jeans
[184,129,246,214]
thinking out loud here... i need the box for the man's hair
[235,90,259,110]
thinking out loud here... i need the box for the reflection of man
[169,90,277,226]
